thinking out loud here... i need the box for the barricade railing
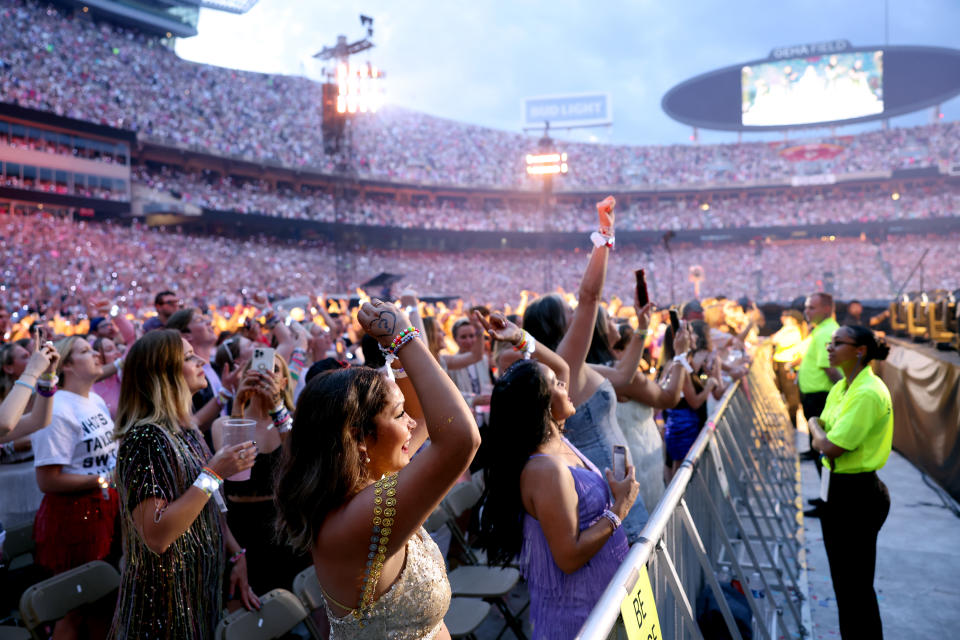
[577,350,807,640]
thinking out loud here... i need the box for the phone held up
[669,309,681,334]
[634,269,649,308]
[250,347,276,375]
[612,444,628,481]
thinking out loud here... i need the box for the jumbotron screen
[741,51,884,126]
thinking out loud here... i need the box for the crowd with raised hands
[0,195,773,638]
[2,211,958,339]
[2,0,957,191]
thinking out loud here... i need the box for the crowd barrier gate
[577,351,808,640]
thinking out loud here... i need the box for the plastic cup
[221,418,257,481]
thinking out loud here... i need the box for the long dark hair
[585,305,616,365]
[522,294,568,351]
[478,360,554,566]
[274,367,390,553]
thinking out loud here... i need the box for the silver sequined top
[323,527,451,639]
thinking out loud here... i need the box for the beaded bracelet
[203,466,224,483]
[356,471,399,626]
[229,548,247,564]
[378,327,420,362]
[601,509,622,531]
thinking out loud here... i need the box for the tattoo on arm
[370,310,397,338]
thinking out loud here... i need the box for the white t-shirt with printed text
[31,390,117,477]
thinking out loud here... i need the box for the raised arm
[440,312,486,371]
[0,343,58,440]
[557,197,616,404]
[479,311,570,384]
[352,300,481,552]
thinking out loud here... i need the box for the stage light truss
[336,62,384,114]
[526,152,568,176]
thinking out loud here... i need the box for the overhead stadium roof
[55,0,258,38]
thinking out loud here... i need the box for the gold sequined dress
[322,527,451,639]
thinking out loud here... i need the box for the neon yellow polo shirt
[820,366,893,474]
[797,317,838,393]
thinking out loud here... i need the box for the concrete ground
[798,431,960,639]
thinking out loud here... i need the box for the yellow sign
[620,565,662,640]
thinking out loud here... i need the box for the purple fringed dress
[521,439,630,639]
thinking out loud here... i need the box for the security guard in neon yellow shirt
[796,293,841,466]
[807,325,893,640]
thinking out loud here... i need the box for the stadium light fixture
[526,151,568,176]
[891,192,900,200]
[335,62,384,114]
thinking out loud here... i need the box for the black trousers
[800,390,830,474]
[821,471,890,639]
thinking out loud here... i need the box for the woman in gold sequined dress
[276,301,481,639]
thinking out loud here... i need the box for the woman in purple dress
[478,352,640,639]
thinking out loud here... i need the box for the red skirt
[33,488,120,575]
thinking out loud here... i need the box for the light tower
[525,123,568,292]
[313,15,384,156]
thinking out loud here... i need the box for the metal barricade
[577,350,808,640]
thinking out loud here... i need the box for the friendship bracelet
[229,548,247,564]
[13,379,36,393]
[216,388,234,408]
[36,384,57,398]
[267,403,292,432]
[601,509,622,531]
[378,327,421,362]
[202,466,224,483]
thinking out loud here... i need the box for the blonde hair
[54,336,86,387]
[237,352,295,413]
[115,330,194,440]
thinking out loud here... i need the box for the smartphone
[669,309,681,334]
[250,347,276,375]
[613,445,628,481]
[634,269,649,308]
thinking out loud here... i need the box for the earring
[365,455,371,464]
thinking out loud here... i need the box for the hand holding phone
[250,347,276,375]
[612,444,628,481]
[634,269,649,308]
[669,309,681,334]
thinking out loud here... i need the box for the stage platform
[878,337,960,502]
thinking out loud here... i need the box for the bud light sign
[523,93,612,129]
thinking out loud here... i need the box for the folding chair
[18,560,119,640]
[291,566,327,638]
[2,520,35,571]
[215,588,318,640]
[425,504,528,639]
[444,596,491,639]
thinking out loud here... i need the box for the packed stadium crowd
[2,0,958,193]
[131,163,960,231]
[1,213,955,326]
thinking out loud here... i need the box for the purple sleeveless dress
[521,438,629,639]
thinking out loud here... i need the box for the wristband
[672,353,694,373]
[513,330,536,360]
[114,356,124,371]
[268,403,293,432]
[229,548,247,564]
[589,231,615,249]
[36,383,58,398]
[13,379,36,394]
[601,509,622,531]
[194,469,222,498]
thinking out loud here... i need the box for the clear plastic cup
[221,418,257,481]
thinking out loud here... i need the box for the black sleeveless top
[223,446,283,499]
